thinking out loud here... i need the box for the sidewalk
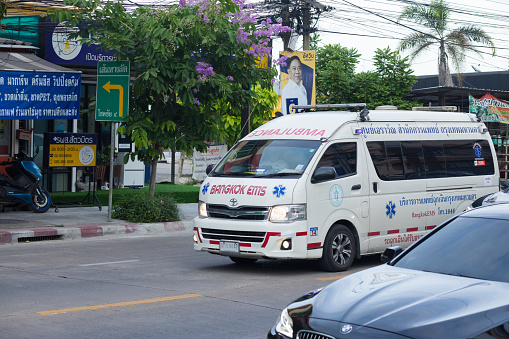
[0,203,197,245]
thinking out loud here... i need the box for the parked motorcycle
[0,149,51,213]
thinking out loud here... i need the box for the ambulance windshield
[210,139,321,178]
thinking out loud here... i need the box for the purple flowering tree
[50,0,289,196]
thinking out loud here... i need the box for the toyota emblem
[340,324,353,334]
[229,198,238,207]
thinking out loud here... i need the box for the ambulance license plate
[219,241,239,255]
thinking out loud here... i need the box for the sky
[101,0,509,77]
[269,0,509,76]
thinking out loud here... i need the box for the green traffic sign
[96,61,130,122]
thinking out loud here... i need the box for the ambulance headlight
[198,201,208,218]
[269,204,306,223]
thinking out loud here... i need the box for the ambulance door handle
[351,184,361,190]
[373,182,378,193]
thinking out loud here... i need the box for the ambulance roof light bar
[292,103,366,112]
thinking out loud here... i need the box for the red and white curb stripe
[0,220,193,245]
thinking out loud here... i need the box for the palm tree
[398,0,495,88]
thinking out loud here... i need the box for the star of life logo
[386,201,396,219]
[473,143,482,157]
[201,182,210,195]
[273,185,286,198]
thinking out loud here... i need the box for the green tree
[314,44,417,110]
[221,85,278,148]
[49,0,287,196]
[367,46,418,109]
[315,44,360,105]
[398,0,495,87]
[0,2,6,21]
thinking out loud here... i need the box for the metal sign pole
[108,123,115,222]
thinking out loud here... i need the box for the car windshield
[210,139,321,178]
[394,216,509,283]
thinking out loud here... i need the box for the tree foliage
[315,43,418,110]
[220,85,278,148]
[398,0,495,86]
[49,0,287,196]
[315,44,360,105]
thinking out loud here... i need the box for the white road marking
[79,260,140,267]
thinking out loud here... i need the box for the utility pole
[281,5,292,51]
[302,0,326,50]
[302,5,311,50]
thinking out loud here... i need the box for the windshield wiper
[424,270,481,280]
[211,172,254,177]
[263,172,300,177]
[452,273,482,279]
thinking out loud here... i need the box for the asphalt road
[0,232,382,339]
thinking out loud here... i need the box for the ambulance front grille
[207,204,269,220]
[201,228,266,243]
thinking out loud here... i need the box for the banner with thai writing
[469,93,509,124]
[192,143,228,181]
[0,71,81,120]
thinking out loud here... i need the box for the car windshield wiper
[425,270,482,280]
[211,172,254,177]
[452,273,482,280]
[262,172,301,177]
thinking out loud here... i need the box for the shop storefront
[0,13,144,192]
[0,43,81,192]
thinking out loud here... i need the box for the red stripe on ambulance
[261,232,281,248]
[307,242,321,249]
[193,227,202,243]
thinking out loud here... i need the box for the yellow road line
[316,275,348,281]
[38,294,202,315]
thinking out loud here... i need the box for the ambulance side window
[367,139,495,180]
[315,142,357,179]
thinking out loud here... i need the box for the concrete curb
[0,220,194,245]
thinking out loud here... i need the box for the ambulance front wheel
[318,224,356,272]
[229,257,258,265]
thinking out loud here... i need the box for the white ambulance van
[193,104,499,271]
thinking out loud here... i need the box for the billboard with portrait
[279,51,316,114]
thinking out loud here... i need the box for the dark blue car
[268,204,509,339]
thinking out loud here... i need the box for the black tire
[229,257,258,265]
[318,224,356,272]
[30,187,51,213]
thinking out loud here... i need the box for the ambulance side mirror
[311,166,336,183]
[205,164,214,175]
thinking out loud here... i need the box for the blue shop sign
[45,21,116,66]
[0,71,81,120]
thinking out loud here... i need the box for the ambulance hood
[199,177,298,206]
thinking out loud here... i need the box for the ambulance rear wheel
[229,257,258,265]
[318,224,355,272]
